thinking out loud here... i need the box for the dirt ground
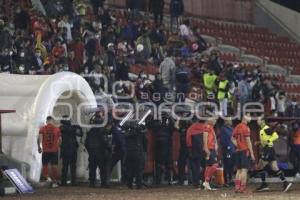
[3,184,300,200]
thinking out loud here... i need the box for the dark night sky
[271,0,300,12]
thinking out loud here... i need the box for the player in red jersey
[38,116,61,187]
[232,113,255,193]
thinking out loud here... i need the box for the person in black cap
[60,115,81,186]
[148,113,174,185]
[175,111,192,185]
[123,121,147,189]
[85,112,112,188]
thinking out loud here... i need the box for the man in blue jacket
[220,119,235,187]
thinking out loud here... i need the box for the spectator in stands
[69,37,85,65]
[269,92,277,116]
[67,51,81,74]
[89,62,105,92]
[136,28,152,60]
[149,0,165,25]
[13,7,31,30]
[193,27,208,52]
[170,0,184,32]
[31,48,44,73]
[159,50,176,92]
[100,25,116,49]
[179,19,193,40]
[237,78,250,106]
[285,97,300,117]
[97,7,112,30]
[151,43,164,65]
[175,59,190,102]
[0,19,12,51]
[149,25,167,46]
[52,39,66,60]
[276,91,287,117]
[115,52,129,81]
[0,48,12,73]
[90,0,105,15]
[57,15,73,43]
[127,0,141,19]
[209,50,223,75]
[216,73,230,117]
[252,78,264,103]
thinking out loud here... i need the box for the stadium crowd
[1,0,300,194]
[0,0,299,117]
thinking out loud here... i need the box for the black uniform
[85,125,111,187]
[123,122,147,189]
[177,120,191,185]
[149,116,174,184]
[60,121,81,186]
[110,123,126,183]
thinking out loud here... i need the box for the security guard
[255,119,292,192]
[216,73,230,117]
[85,112,112,188]
[149,113,174,185]
[123,121,147,189]
[220,119,235,187]
[203,69,217,100]
[60,116,80,186]
[110,120,126,183]
[175,112,192,185]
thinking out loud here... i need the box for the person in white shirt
[58,15,73,43]
[276,91,287,117]
[179,19,193,39]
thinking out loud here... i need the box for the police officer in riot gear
[85,112,112,188]
[149,113,174,185]
[123,120,147,189]
[175,112,192,185]
[110,119,126,183]
[60,116,81,186]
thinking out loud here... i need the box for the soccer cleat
[283,182,292,193]
[234,180,241,193]
[237,184,252,194]
[202,182,217,191]
[256,183,270,192]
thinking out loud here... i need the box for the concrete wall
[254,0,300,42]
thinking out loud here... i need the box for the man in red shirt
[38,116,61,187]
[202,117,218,190]
[232,113,255,193]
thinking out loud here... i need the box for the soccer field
[3,184,300,200]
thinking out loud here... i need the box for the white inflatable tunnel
[0,72,97,182]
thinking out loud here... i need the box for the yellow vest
[259,125,279,147]
[203,73,217,94]
[217,80,229,100]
